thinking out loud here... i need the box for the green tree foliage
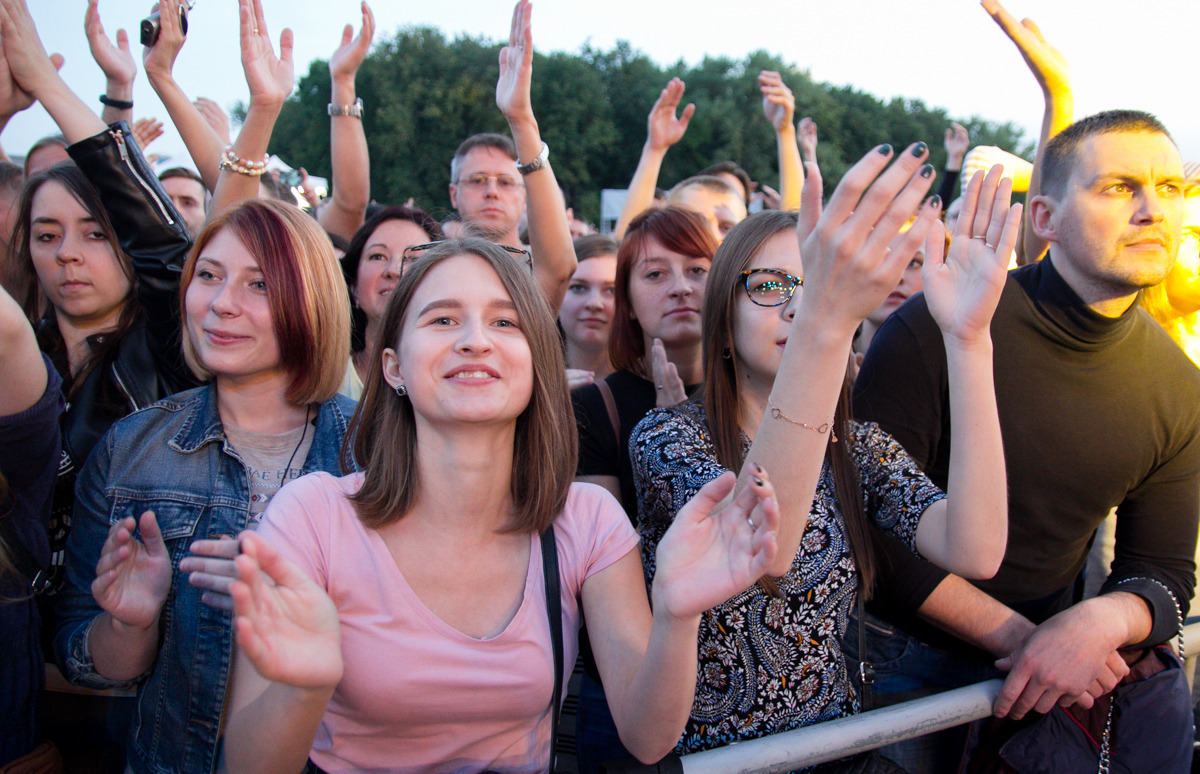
[267,29,1032,226]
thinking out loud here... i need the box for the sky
[10,0,1199,175]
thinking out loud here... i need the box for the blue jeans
[575,673,634,774]
[843,612,1003,774]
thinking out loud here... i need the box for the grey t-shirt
[224,420,315,523]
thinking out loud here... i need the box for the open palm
[91,511,172,631]
[231,531,343,690]
[653,472,780,619]
[495,0,532,121]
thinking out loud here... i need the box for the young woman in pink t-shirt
[220,229,782,772]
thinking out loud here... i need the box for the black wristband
[99,94,134,110]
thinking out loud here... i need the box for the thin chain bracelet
[767,400,838,443]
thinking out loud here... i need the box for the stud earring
[395,384,407,397]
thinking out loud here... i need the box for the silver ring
[986,242,996,249]
[656,385,663,390]
[747,516,756,528]
[971,235,987,240]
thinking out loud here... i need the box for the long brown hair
[345,239,576,534]
[609,207,717,373]
[702,211,877,597]
[12,165,139,395]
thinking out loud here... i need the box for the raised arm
[759,70,802,212]
[85,0,136,127]
[936,121,969,206]
[982,0,1071,265]
[495,0,574,311]
[0,282,44,414]
[612,78,694,239]
[0,0,105,142]
[0,13,53,163]
[209,0,294,216]
[142,0,226,191]
[317,1,373,241]
[743,143,937,578]
[908,166,1019,578]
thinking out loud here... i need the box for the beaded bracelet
[219,144,269,177]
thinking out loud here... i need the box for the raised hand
[943,122,970,170]
[85,0,136,87]
[495,0,533,123]
[91,511,173,632]
[132,116,164,150]
[981,0,1069,97]
[796,142,939,332]
[652,469,780,619]
[797,117,818,164]
[649,338,686,408]
[194,97,230,144]
[923,165,1021,345]
[180,536,239,611]
[646,77,694,153]
[565,368,595,391]
[758,70,794,134]
[140,0,187,82]
[329,1,374,83]
[0,23,54,122]
[0,0,66,97]
[238,0,294,109]
[231,531,342,690]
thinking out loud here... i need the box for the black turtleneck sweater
[854,256,1200,651]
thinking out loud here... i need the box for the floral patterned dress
[631,400,945,754]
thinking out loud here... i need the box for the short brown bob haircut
[180,199,350,405]
[609,206,717,373]
[346,238,576,534]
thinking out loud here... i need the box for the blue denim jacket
[54,386,357,774]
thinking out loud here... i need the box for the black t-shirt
[854,256,1200,649]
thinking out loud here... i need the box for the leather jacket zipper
[110,362,142,413]
[113,129,176,226]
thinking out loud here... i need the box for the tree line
[264,29,1032,225]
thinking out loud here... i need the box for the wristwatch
[327,98,364,118]
[517,142,549,176]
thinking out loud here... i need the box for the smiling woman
[55,199,356,774]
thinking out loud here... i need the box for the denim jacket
[55,386,358,774]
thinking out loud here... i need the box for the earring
[722,347,732,359]
[394,384,407,397]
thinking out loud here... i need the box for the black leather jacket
[50,122,198,474]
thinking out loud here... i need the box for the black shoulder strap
[541,526,563,771]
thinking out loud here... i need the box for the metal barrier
[678,620,1200,774]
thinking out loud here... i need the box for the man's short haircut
[23,134,69,177]
[0,161,23,195]
[450,133,518,183]
[698,161,753,205]
[667,174,741,202]
[1040,110,1175,199]
[159,166,205,188]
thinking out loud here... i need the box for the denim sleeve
[53,429,146,690]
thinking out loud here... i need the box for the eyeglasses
[455,174,523,192]
[401,241,533,271]
[741,268,802,307]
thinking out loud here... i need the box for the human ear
[1028,194,1057,243]
[381,347,405,391]
[448,184,459,210]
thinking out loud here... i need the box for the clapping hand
[85,0,136,87]
[922,165,1021,346]
[180,536,240,611]
[0,0,65,98]
[230,531,342,690]
[91,511,173,633]
[944,122,969,170]
[653,470,780,619]
[329,1,374,84]
[797,117,818,164]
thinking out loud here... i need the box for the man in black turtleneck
[852,109,1200,771]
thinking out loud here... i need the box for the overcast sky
[10,0,1199,176]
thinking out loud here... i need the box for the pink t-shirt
[256,473,639,774]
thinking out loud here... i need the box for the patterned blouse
[630,400,945,755]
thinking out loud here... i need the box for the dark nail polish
[751,475,765,487]
[912,141,928,157]
[929,194,942,209]
[877,143,893,156]
[920,163,934,178]
[753,462,764,474]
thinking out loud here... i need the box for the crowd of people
[0,0,1197,773]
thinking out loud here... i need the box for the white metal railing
[679,620,1200,774]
